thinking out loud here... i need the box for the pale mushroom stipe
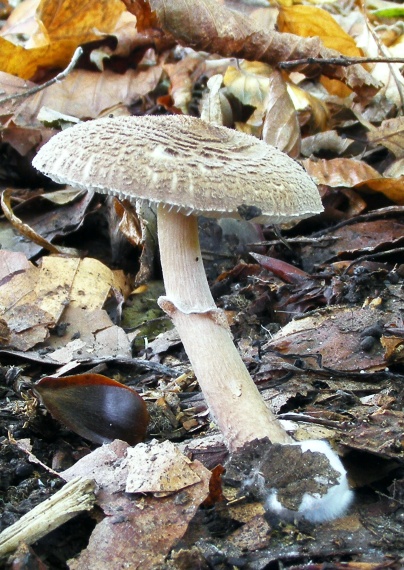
[33,115,353,522]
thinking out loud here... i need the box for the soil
[0,204,404,569]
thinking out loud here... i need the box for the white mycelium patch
[265,440,353,523]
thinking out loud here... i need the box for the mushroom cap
[33,115,322,224]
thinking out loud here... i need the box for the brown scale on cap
[33,115,322,452]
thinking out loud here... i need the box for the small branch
[279,55,404,69]
[343,246,404,274]
[0,46,83,106]
[0,477,95,557]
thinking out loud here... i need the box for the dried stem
[0,47,83,106]
[279,55,404,69]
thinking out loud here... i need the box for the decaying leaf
[61,440,211,570]
[265,305,402,373]
[1,188,66,254]
[223,63,300,153]
[163,52,205,113]
[17,66,163,122]
[366,117,404,159]
[381,335,404,364]
[340,409,404,460]
[303,158,381,188]
[262,71,300,156]
[126,440,201,495]
[0,252,130,353]
[224,61,273,110]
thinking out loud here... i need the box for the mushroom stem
[157,203,292,451]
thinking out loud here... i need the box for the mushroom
[33,115,354,522]
[32,115,320,452]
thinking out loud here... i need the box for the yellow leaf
[278,5,362,57]
[357,177,404,205]
[223,61,273,109]
[287,83,328,132]
[278,5,363,96]
[0,0,126,79]
[37,0,125,47]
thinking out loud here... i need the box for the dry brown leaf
[149,0,379,98]
[301,131,354,157]
[45,306,132,364]
[265,306,398,373]
[1,125,48,154]
[0,72,36,121]
[262,71,300,156]
[340,409,404,460]
[384,158,404,178]
[381,335,404,364]
[298,219,404,269]
[302,157,381,187]
[1,188,65,254]
[66,257,129,311]
[1,0,41,40]
[14,66,162,122]
[35,257,80,322]
[94,10,141,58]
[329,220,404,258]
[0,250,32,281]
[0,258,52,350]
[223,63,310,152]
[227,514,272,552]
[0,190,93,259]
[62,440,211,570]
[121,0,158,32]
[112,199,142,248]
[303,157,404,204]
[70,460,210,569]
[367,117,404,159]
[163,52,205,113]
[0,253,130,352]
[126,440,201,495]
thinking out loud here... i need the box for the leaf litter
[0,0,404,568]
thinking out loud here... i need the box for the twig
[279,56,404,69]
[343,246,404,274]
[0,46,83,106]
[0,477,95,557]
[311,205,404,238]
[277,412,354,430]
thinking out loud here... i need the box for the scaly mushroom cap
[33,115,322,224]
